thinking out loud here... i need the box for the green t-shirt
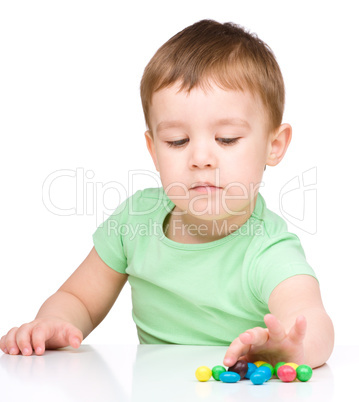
[93,187,316,345]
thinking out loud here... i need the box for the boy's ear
[145,131,159,171]
[266,123,292,167]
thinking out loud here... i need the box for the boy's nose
[189,144,217,169]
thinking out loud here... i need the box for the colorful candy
[250,371,266,385]
[255,366,272,382]
[274,362,286,377]
[195,366,212,382]
[277,365,297,382]
[261,363,274,376]
[245,362,257,379]
[195,361,313,385]
[228,360,248,378]
[285,362,299,370]
[211,365,226,381]
[219,372,241,383]
[254,360,267,367]
[296,365,313,382]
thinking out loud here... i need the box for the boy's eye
[166,139,189,148]
[165,137,240,148]
[216,137,241,145]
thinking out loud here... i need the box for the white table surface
[0,344,355,402]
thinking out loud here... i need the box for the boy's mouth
[190,182,222,192]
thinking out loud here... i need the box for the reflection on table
[0,344,353,402]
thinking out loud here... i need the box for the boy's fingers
[32,325,52,355]
[5,327,20,355]
[288,315,307,344]
[69,334,82,349]
[0,335,6,351]
[65,326,83,349]
[15,324,34,356]
[264,314,286,342]
[239,327,269,347]
[1,320,83,356]
[0,335,9,354]
[32,323,83,353]
[223,336,251,367]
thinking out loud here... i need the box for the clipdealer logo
[42,168,162,227]
[279,167,317,234]
[42,167,318,234]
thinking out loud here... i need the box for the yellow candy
[285,362,299,370]
[254,360,267,368]
[195,366,212,382]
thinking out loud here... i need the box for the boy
[0,20,334,368]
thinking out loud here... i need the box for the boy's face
[145,82,288,222]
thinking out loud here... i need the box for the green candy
[212,365,226,381]
[274,362,286,377]
[296,365,313,382]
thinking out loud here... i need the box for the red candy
[277,365,296,382]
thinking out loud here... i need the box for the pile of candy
[195,360,312,385]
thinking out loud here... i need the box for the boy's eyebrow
[156,120,186,133]
[214,118,251,130]
[156,118,251,133]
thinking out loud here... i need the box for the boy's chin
[183,209,250,222]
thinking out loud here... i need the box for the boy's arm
[223,275,334,368]
[268,275,334,367]
[0,247,128,356]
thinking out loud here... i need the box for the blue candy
[219,371,241,383]
[255,366,272,382]
[245,363,257,379]
[250,371,266,385]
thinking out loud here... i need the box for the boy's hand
[0,317,83,356]
[223,314,306,367]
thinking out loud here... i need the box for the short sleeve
[92,199,129,274]
[249,232,317,304]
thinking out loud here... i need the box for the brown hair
[140,19,285,133]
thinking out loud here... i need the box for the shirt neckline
[158,191,264,250]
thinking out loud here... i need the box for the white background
[0,0,358,348]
